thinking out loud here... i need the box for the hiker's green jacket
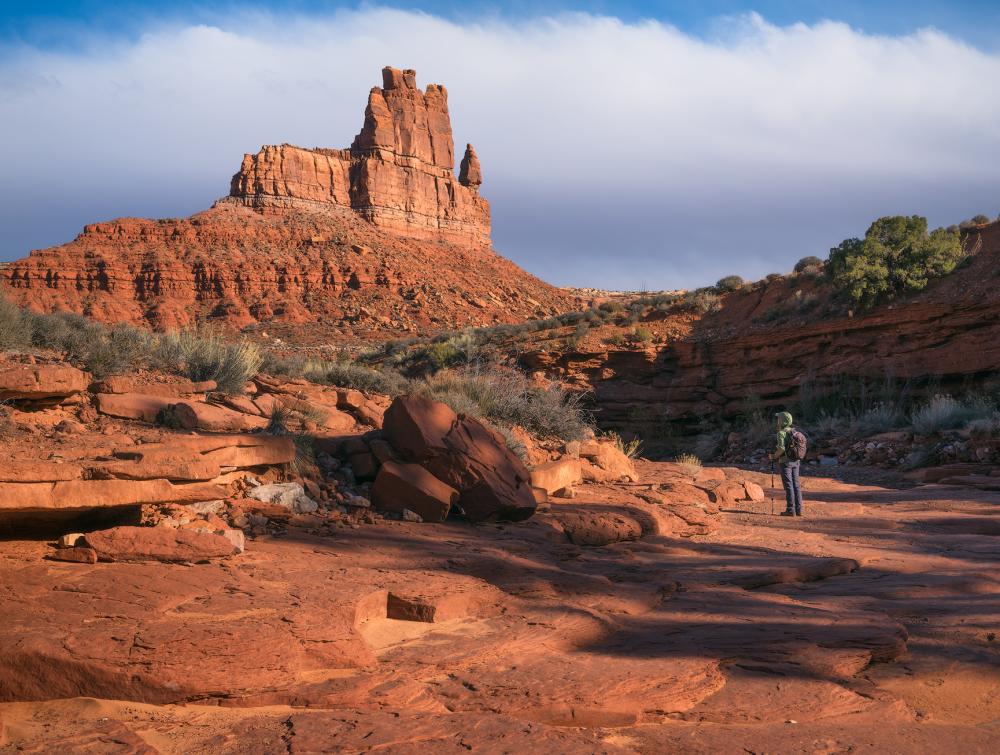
[774,411,793,464]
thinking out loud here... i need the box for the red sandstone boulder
[84,526,241,562]
[92,376,216,395]
[579,439,639,483]
[95,392,174,422]
[382,395,538,522]
[551,508,644,546]
[0,365,89,400]
[371,460,458,523]
[47,546,98,564]
[383,394,455,461]
[658,480,714,507]
[530,458,582,496]
[164,401,269,432]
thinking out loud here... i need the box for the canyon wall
[523,222,1000,446]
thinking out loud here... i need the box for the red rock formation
[459,144,483,189]
[1,67,574,337]
[229,66,490,246]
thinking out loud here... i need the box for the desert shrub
[682,289,721,314]
[422,341,467,372]
[494,424,529,461]
[959,214,991,229]
[25,311,99,358]
[715,275,744,293]
[265,405,292,435]
[419,367,591,442]
[629,326,653,344]
[794,256,823,273]
[812,413,849,439]
[85,324,154,378]
[910,395,993,435]
[967,413,1000,438]
[675,452,702,474]
[598,301,624,314]
[826,216,964,307]
[154,331,262,393]
[323,362,409,395]
[0,296,31,351]
[765,273,784,283]
[851,403,907,436]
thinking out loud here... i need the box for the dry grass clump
[910,395,993,435]
[675,452,703,475]
[154,331,262,393]
[605,430,643,459]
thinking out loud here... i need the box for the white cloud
[1,7,999,288]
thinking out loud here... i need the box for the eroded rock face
[230,67,489,247]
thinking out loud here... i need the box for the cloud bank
[2,7,999,289]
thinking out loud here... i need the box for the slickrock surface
[1,462,997,752]
[1,67,573,338]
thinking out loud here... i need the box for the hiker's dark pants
[780,461,803,514]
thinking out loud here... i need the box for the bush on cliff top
[826,215,964,308]
[715,275,744,293]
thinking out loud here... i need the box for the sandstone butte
[0,67,574,341]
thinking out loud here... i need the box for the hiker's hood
[775,411,793,429]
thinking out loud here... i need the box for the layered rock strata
[228,66,490,246]
[524,222,1000,445]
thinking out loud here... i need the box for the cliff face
[228,67,490,247]
[522,223,1000,446]
[2,68,569,338]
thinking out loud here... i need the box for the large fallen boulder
[382,395,537,522]
[0,364,90,401]
[371,460,459,523]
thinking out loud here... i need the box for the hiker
[771,411,805,517]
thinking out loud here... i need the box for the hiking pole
[770,461,775,516]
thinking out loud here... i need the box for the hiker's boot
[779,510,795,517]
[795,511,804,517]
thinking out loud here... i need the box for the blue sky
[1,2,999,290]
[5,1,1000,48]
